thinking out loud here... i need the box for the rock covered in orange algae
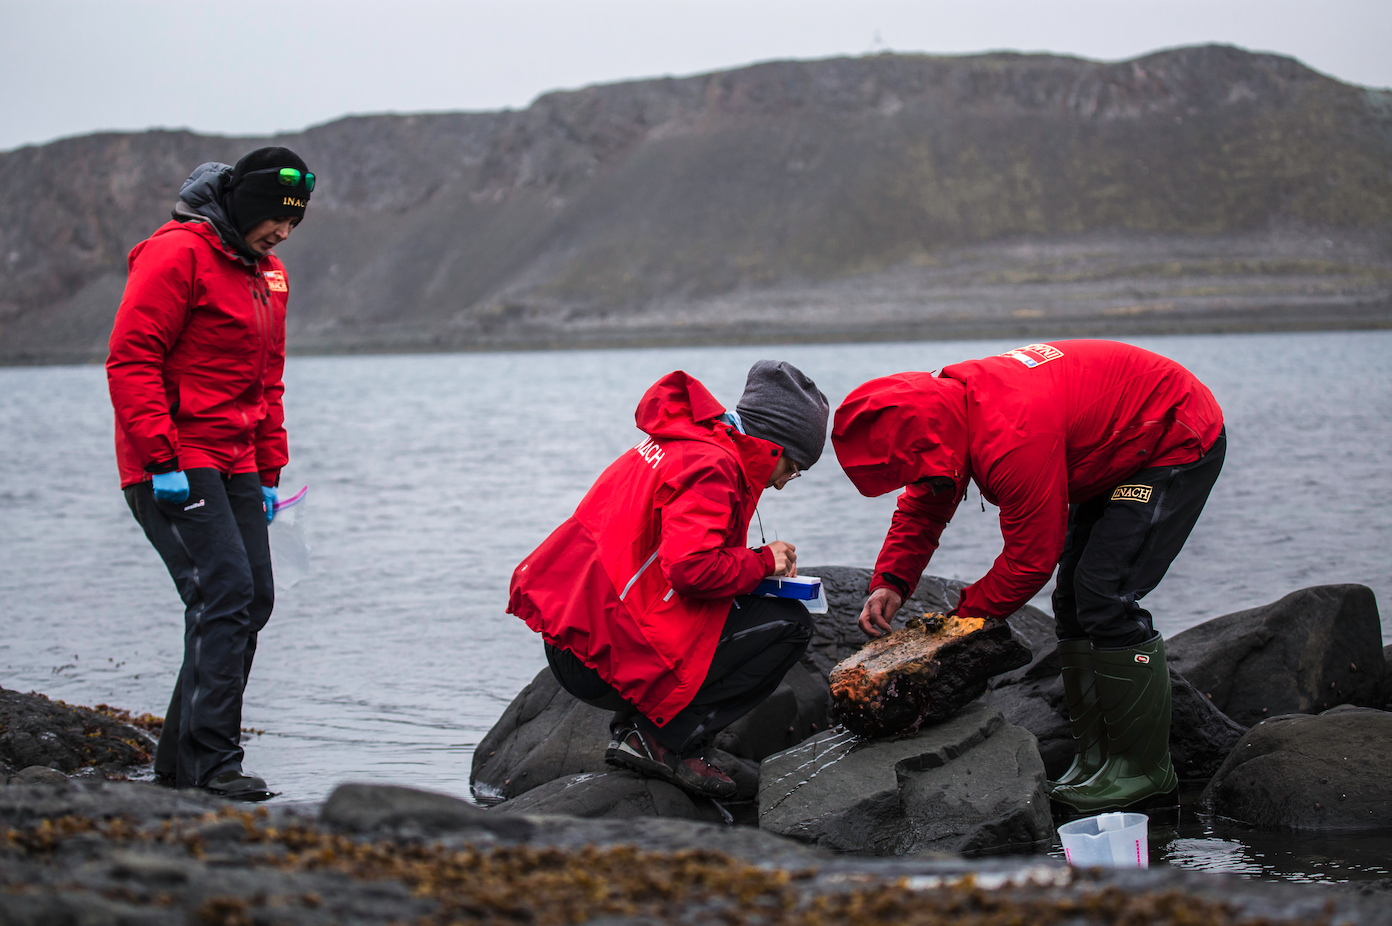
[829,613,1031,739]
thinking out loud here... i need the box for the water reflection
[1049,812,1392,885]
[1156,818,1392,884]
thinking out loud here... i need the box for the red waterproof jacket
[507,372,781,725]
[833,340,1223,620]
[106,219,288,488]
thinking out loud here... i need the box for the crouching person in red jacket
[106,147,315,800]
[508,362,830,798]
[831,340,1225,813]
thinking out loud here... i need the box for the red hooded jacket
[507,372,781,726]
[106,219,288,488]
[833,340,1223,619]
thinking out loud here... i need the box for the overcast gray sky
[2,0,1388,152]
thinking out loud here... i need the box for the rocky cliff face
[3,44,1390,363]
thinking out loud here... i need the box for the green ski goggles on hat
[241,166,316,192]
[276,167,315,192]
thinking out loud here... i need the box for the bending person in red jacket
[106,147,315,800]
[509,361,830,798]
[832,340,1225,812]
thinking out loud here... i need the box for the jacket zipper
[619,550,661,601]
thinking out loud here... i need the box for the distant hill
[2,44,1390,364]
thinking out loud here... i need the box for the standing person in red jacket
[509,361,830,798]
[106,147,314,799]
[831,341,1225,812]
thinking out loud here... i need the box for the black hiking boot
[607,728,737,799]
[203,770,276,802]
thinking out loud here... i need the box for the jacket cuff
[259,469,281,488]
[756,545,778,576]
[869,571,912,599]
[143,457,180,475]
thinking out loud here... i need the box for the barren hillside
[2,44,1389,363]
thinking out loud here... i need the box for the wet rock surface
[1200,707,1392,830]
[829,614,1031,739]
[0,686,158,779]
[1168,584,1387,726]
[758,702,1053,856]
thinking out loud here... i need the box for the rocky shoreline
[4,779,1392,925]
[3,570,1390,924]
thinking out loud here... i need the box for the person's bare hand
[766,541,797,577]
[858,587,903,637]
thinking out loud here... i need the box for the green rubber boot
[1050,634,1177,813]
[1047,638,1107,792]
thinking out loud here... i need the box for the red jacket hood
[636,370,780,490]
[635,370,727,438]
[832,373,969,497]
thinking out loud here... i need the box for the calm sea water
[2,331,1389,883]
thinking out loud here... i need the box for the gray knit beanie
[735,360,830,469]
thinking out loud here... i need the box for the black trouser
[125,469,274,788]
[546,595,813,756]
[1053,428,1226,649]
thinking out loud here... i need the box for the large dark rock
[1168,585,1386,726]
[0,687,156,777]
[1380,644,1392,709]
[830,613,1031,739]
[758,702,1053,856]
[470,668,613,803]
[982,647,1247,782]
[1200,707,1392,830]
[471,663,829,803]
[322,783,533,839]
[490,769,729,823]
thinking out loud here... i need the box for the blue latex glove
[151,470,189,503]
[262,485,277,524]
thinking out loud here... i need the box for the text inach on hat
[282,196,307,208]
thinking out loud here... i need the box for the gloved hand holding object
[262,486,277,524]
[151,470,190,503]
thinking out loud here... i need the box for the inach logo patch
[1001,343,1064,368]
[282,196,307,208]
[634,436,665,469]
[263,270,288,292]
[1135,654,1151,664]
[1111,485,1153,503]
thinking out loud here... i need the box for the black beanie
[228,147,312,233]
[735,360,830,469]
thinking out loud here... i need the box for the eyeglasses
[275,167,315,192]
[786,462,802,480]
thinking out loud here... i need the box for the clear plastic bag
[269,485,310,590]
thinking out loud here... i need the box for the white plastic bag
[269,485,310,590]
